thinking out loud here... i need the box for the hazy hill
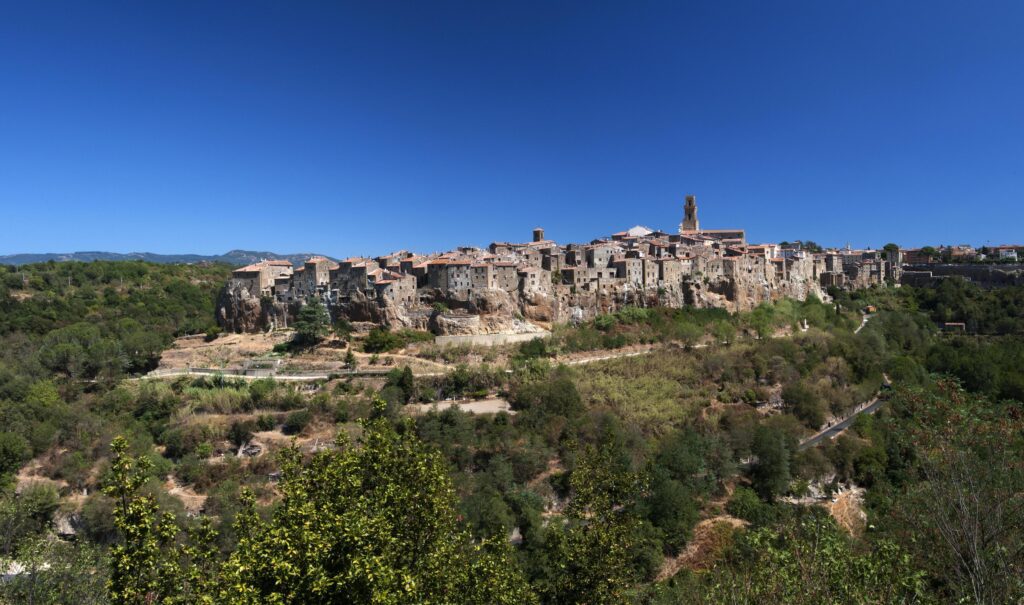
[0,249,333,267]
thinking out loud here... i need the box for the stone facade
[219,195,903,335]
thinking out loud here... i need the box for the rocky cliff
[218,258,827,335]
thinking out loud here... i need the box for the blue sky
[1,1,1022,257]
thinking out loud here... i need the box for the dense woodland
[0,260,1021,604]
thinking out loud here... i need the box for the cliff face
[218,258,828,335]
[216,286,290,333]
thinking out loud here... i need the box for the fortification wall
[902,264,1024,287]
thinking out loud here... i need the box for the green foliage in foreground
[5,273,1024,605]
[686,511,929,605]
[106,401,537,605]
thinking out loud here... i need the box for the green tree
[890,382,1024,604]
[364,326,401,353]
[751,426,791,501]
[697,510,929,604]
[293,299,330,347]
[0,537,109,605]
[333,316,353,340]
[104,435,164,604]
[385,366,416,403]
[0,431,31,479]
[538,443,647,605]
[217,403,536,604]
[712,320,736,345]
[641,468,699,555]
[781,381,825,428]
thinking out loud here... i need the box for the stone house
[517,266,549,292]
[373,273,417,306]
[492,263,520,292]
[586,244,619,269]
[470,263,494,289]
[444,261,473,292]
[612,257,644,287]
[229,260,294,296]
[642,258,659,287]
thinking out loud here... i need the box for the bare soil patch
[656,515,748,580]
[827,487,867,536]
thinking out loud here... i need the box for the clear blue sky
[2,1,1022,257]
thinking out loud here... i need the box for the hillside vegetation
[0,261,1021,604]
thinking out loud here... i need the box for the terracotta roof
[267,260,293,266]
[233,264,263,273]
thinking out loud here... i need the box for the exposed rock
[219,256,828,335]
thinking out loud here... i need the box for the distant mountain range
[0,250,335,268]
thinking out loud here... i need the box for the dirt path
[406,398,513,415]
[166,476,206,514]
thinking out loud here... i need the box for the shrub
[364,328,402,353]
[228,420,256,447]
[516,337,551,359]
[282,409,312,435]
[256,414,276,432]
[726,485,775,526]
[0,432,32,477]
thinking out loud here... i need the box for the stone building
[219,194,886,335]
[229,260,294,296]
[680,194,699,232]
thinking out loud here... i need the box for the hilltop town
[218,196,908,335]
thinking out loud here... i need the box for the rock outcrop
[219,259,827,336]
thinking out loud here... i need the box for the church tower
[680,194,699,232]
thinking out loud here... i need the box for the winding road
[798,390,888,450]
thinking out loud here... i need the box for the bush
[726,486,775,526]
[516,338,551,359]
[0,432,32,477]
[228,420,256,447]
[256,414,277,431]
[782,381,826,428]
[282,409,312,435]
[364,328,402,353]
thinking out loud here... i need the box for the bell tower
[680,194,699,232]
